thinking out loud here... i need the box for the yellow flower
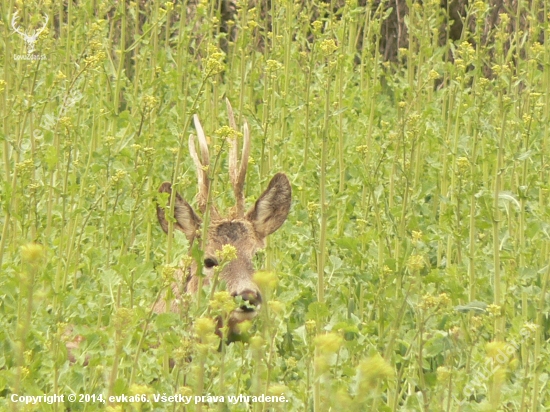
[112,308,134,335]
[499,13,510,26]
[487,304,501,316]
[253,271,278,293]
[90,41,103,51]
[428,69,440,80]
[217,244,237,262]
[233,320,252,335]
[473,0,488,14]
[312,20,323,33]
[319,39,338,56]
[21,243,45,264]
[305,319,316,334]
[84,51,106,68]
[418,294,438,310]
[437,366,451,381]
[195,317,216,340]
[407,254,425,271]
[250,335,264,350]
[355,145,369,156]
[357,354,394,388]
[59,116,72,128]
[161,265,176,282]
[129,384,153,396]
[173,339,193,363]
[178,386,193,397]
[286,356,297,369]
[267,384,288,397]
[438,293,451,306]
[215,125,240,141]
[143,95,159,109]
[486,341,513,365]
[268,300,285,316]
[110,169,127,185]
[266,59,283,72]
[307,202,319,217]
[457,157,470,174]
[210,291,236,313]
[205,46,225,76]
[521,322,539,339]
[314,333,343,355]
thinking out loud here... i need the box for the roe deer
[156,99,291,339]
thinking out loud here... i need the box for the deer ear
[157,182,201,241]
[246,173,291,239]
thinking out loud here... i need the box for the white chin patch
[231,307,260,322]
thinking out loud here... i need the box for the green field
[1,0,550,411]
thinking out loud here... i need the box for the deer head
[11,11,49,54]
[156,99,291,338]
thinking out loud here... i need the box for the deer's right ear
[246,173,291,239]
[157,182,201,241]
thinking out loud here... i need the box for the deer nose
[233,289,262,312]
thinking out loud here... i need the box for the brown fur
[156,104,290,338]
[156,173,291,332]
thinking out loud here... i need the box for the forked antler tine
[11,12,25,36]
[188,134,205,192]
[36,14,49,36]
[225,99,250,215]
[189,115,218,217]
[11,12,49,38]
[238,121,250,190]
[226,98,238,187]
[193,115,209,167]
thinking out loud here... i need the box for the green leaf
[306,302,329,321]
[454,301,487,314]
[155,312,179,331]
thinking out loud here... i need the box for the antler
[33,14,49,39]
[11,11,49,54]
[226,98,250,216]
[189,115,219,218]
[11,12,25,37]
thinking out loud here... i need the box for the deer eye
[204,257,219,268]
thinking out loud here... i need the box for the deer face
[156,100,291,338]
[11,11,49,54]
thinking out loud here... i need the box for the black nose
[233,289,262,311]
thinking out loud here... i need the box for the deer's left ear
[246,173,291,239]
[157,182,201,241]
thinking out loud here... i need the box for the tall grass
[1,0,550,411]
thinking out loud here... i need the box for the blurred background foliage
[1,0,550,411]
